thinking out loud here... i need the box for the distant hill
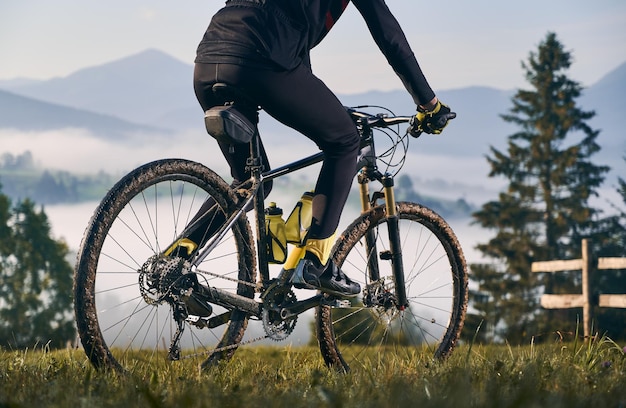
[581,61,626,156]
[3,49,623,152]
[0,89,164,138]
[3,49,198,125]
[0,49,624,179]
[0,78,43,88]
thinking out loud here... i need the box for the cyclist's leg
[220,63,361,295]
[195,62,360,242]
[165,63,274,258]
[245,64,360,240]
[192,62,360,295]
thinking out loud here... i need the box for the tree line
[0,151,116,205]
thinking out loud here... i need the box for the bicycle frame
[188,109,413,320]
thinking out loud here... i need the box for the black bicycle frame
[190,110,411,318]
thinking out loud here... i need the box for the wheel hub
[138,255,212,316]
[363,279,401,324]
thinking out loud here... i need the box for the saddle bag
[204,105,255,145]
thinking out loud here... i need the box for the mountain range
[1,48,624,190]
[0,88,160,138]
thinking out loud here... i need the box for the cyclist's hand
[409,100,456,137]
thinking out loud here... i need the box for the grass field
[1,337,625,407]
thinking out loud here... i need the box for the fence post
[581,239,593,338]
[532,238,626,339]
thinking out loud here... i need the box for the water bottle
[285,191,313,244]
[265,202,288,264]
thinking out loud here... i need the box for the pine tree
[0,186,75,349]
[471,32,610,343]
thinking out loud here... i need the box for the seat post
[249,127,271,284]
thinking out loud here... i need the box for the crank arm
[278,293,352,320]
[279,294,325,320]
[190,311,232,329]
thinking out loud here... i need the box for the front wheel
[316,202,468,371]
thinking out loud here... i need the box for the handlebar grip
[432,112,456,128]
[409,111,456,138]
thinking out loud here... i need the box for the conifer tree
[0,186,75,349]
[471,32,610,343]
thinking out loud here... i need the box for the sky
[1,0,625,94]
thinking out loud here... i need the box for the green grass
[1,339,625,407]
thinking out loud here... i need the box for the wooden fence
[531,239,626,337]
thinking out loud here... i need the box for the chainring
[261,284,298,341]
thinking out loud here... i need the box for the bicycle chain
[178,334,270,361]
[177,265,270,359]
[193,266,260,290]
[180,260,297,358]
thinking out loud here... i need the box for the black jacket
[196,0,435,106]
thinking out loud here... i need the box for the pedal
[186,315,208,329]
[206,311,231,328]
[333,299,352,308]
[187,311,231,329]
[322,297,352,308]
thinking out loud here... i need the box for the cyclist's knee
[321,130,360,159]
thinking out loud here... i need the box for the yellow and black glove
[409,100,456,137]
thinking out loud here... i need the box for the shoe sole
[293,281,359,298]
[291,262,359,298]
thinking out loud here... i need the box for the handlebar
[347,106,456,137]
[346,107,412,128]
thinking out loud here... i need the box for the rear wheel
[74,159,255,371]
[316,202,468,371]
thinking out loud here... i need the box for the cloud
[0,128,226,175]
[138,8,158,22]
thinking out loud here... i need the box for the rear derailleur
[138,255,215,359]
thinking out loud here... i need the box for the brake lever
[408,116,422,138]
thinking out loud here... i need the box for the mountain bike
[73,83,468,373]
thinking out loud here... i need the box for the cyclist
[189,0,455,297]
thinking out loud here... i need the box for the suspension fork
[358,170,408,309]
[381,174,408,309]
[358,171,380,282]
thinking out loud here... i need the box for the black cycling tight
[193,62,360,240]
